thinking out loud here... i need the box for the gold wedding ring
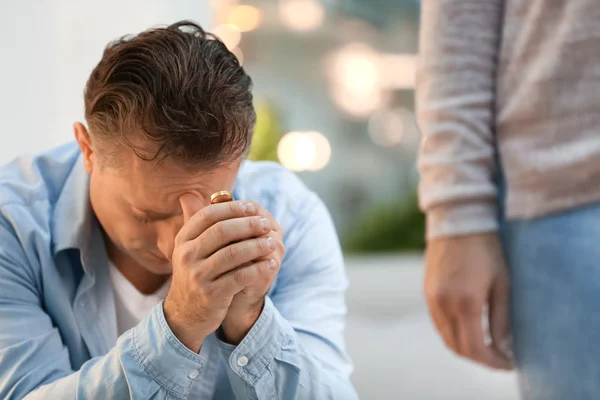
[210,190,234,204]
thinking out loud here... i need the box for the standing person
[417,1,600,398]
[0,21,357,399]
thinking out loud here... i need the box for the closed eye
[133,213,152,224]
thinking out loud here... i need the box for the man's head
[74,21,256,275]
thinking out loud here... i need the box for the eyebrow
[134,207,181,220]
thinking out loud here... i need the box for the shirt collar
[52,154,106,276]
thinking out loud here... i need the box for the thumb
[179,194,202,224]
[489,274,513,363]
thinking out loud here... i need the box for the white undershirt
[109,262,171,336]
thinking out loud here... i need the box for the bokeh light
[278,0,325,32]
[209,0,238,9]
[306,131,331,171]
[277,131,331,172]
[278,132,315,172]
[212,24,241,50]
[368,108,405,147]
[226,5,262,32]
[331,85,382,118]
[327,43,382,117]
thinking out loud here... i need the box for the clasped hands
[164,194,284,352]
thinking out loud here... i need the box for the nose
[157,237,174,261]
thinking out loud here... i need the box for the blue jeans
[503,204,600,399]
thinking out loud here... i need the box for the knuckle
[457,293,479,314]
[197,207,210,222]
[248,217,257,231]
[233,267,248,284]
[212,221,225,239]
[228,201,238,215]
[426,286,450,306]
[248,201,262,214]
[226,245,238,263]
[256,238,266,253]
[175,245,194,266]
[205,280,217,296]
[255,261,268,278]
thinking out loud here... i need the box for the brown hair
[84,20,256,167]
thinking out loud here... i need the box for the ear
[73,122,95,174]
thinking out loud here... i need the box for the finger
[251,229,284,268]
[260,229,284,257]
[211,259,276,295]
[253,255,281,275]
[177,200,257,243]
[456,306,513,370]
[180,194,203,225]
[428,304,458,352]
[425,281,460,352]
[206,236,277,280]
[194,216,272,257]
[489,275,513,364]
[244,201,283,233]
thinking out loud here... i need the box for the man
[417,1,600,399]
[0,21,357,399]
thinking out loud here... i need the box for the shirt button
[188,369,199,379]
[237,355,249,367]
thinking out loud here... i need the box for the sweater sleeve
[416,0,504,238]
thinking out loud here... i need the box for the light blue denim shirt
[0,142,357,400]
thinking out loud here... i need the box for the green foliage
[248,100,283,162]
[343,193,425,253]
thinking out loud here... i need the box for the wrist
[221,299,264,345]
[163,300,206,353]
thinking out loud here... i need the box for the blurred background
[0,1,517,398]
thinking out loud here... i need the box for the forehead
[107,152,239,212]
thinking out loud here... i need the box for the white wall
[0,0,213,164]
